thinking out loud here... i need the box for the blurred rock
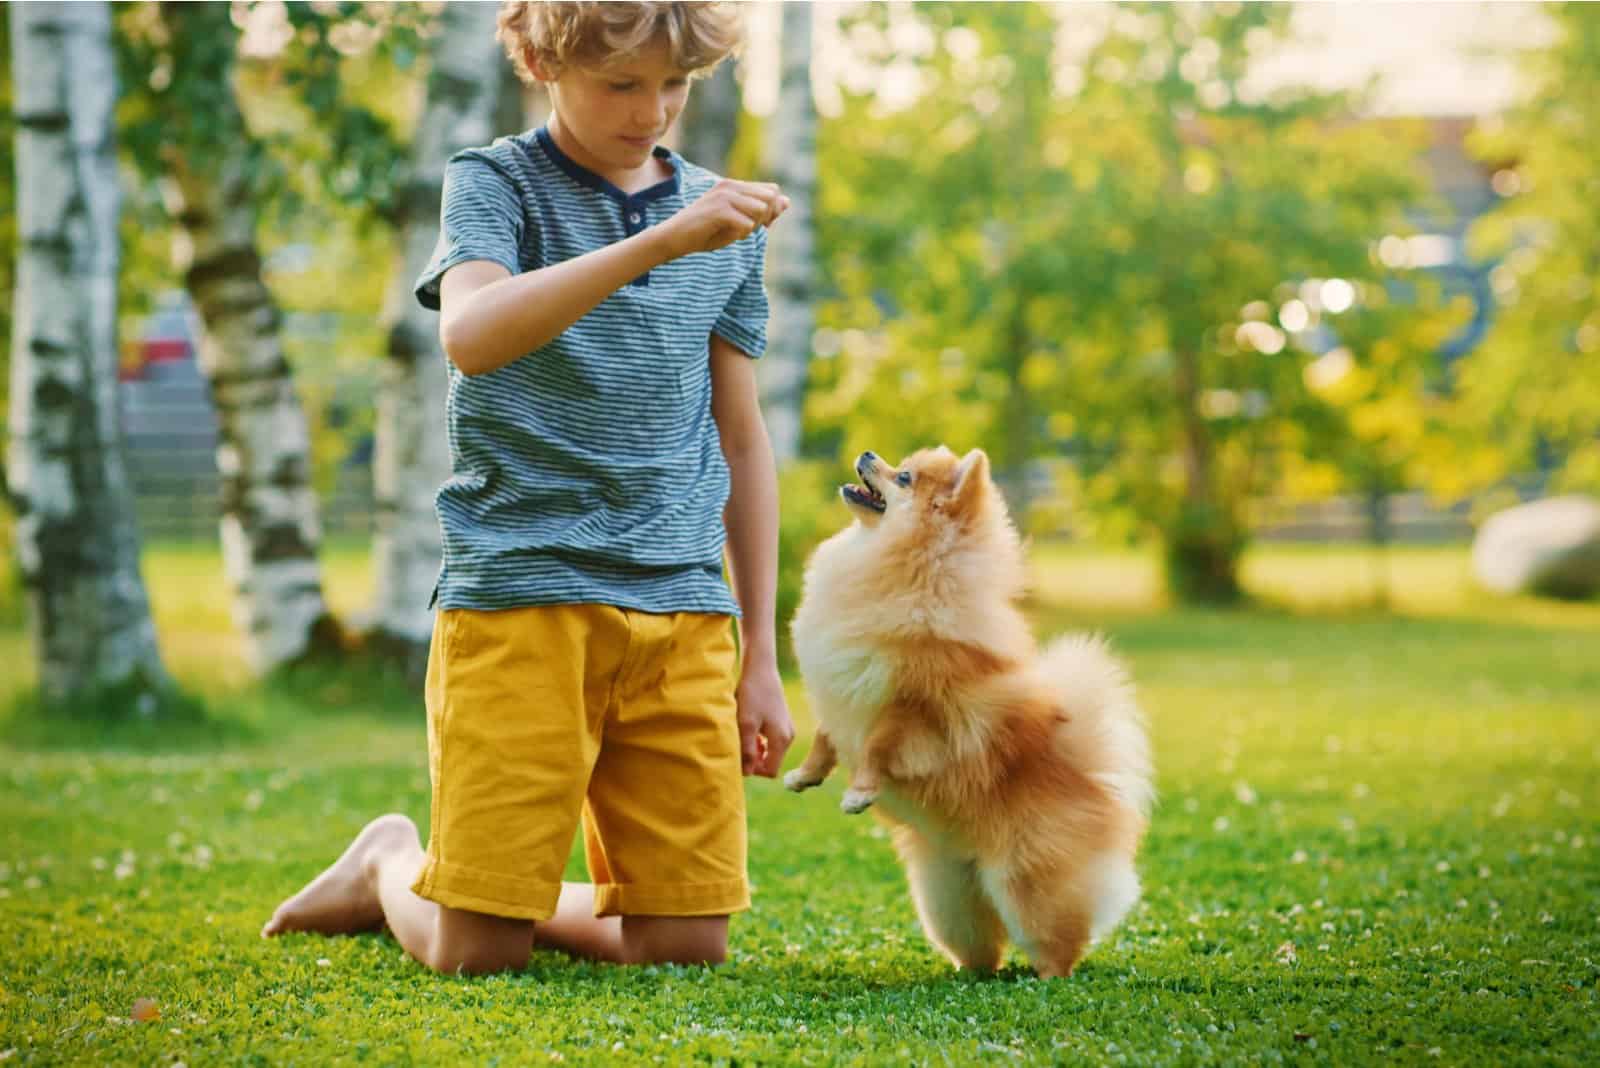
[1472,495,1600,599]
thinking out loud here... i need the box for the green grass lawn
[2,542,1596,1065]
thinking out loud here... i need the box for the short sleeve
[414,152,525,311]
[711,227,770,359]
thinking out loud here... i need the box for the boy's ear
[525,48,554,83]
[950,449,990,510]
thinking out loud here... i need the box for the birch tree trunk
[678,60,741,175]
[155,1,336,674]
[759,1,817,466]
[367,1,508,665]
[6,1,171,709]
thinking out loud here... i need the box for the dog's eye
[895,470,912,487]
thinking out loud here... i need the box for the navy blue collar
[535,126,680,204]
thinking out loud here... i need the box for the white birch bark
[6,1,171,708]
[759,1,817,466]
[156,10,334,674]
[678,59,741,175]
[368,2,508,655]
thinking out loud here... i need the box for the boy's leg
[533,884,730,964]
[262,813,534,974]
[579,611,749,961]
[263,813,725,969]
[263,605,735,972]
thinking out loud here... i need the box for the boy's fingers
[726,179,781,199]
[756,188,786,220]
[721,183,782,214]
[728,192,772,224]
[755,737,778,779]
[758,716,794,777]
[708,215,754,249]
[740,726,760,775]
[761,735,792,777]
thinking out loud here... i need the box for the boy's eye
[609,82,636,91]
[896,470,912,487]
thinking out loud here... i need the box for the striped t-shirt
[413,126,768,617]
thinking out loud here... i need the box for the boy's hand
[662,179,790,258]
[735,659,794,778]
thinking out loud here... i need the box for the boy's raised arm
[439,180,789,376]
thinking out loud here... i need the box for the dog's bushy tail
[1038,634,1155,819]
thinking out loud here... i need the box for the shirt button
[628,212,642,224]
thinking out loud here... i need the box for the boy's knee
[622,915,729,966]
[422,937,524,976]
[422,908,535,975]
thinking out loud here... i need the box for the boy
[262,1,794,974]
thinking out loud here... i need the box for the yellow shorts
[411,603,749,921]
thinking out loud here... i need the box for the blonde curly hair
[497,2,744,82]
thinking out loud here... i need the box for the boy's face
[537,41,692,178]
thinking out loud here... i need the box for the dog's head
[836,446,1023,582]
[801,444,1024,640]
[841,446,998,534]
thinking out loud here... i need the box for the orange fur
[786,446,1153,977]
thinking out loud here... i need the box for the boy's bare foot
[261,813,416,938]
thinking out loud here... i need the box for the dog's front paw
[840,788,877,814]
[783,769,822,793]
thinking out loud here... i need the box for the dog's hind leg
[893,828,1006,973]
[1026,911,1092,980]
[981,860,1124,979]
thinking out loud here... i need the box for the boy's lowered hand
[735,657,794,779]
[661,179,790,258]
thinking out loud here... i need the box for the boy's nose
[639,96,670,129]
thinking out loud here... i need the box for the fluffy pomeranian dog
[784,447,1153,978]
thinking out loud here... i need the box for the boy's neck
[546,114,673,196]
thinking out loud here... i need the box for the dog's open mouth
[841,481,886,513]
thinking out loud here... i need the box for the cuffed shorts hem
[411,856,563,922]
[593,877,751,919]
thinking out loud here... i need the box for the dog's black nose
[860,451,878,465]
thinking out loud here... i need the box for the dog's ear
[950,449,990,511]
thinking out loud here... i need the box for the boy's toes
[840,788,876,814]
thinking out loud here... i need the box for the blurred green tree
[1464,3,1600,493]
[1279,275,1472,604]
[112,1,427,672]
[809,2,1427,601]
